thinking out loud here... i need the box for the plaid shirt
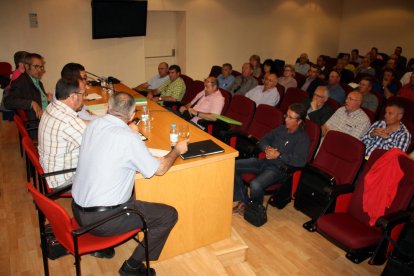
[326,107,371,140]
[158,77,186,101]
[38,100,86,188]
[362,120,411,158]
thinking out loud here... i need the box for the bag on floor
[244,201,268,227]
[44,224,69,260]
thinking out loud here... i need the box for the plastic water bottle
[170,123,178,148]
[141,105,149,126]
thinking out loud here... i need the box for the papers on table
[148,148,170,157]
[85,93,102,101]
[87,103,108,116]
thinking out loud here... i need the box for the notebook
[180,139,224,160]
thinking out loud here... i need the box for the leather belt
[74,202,122,212]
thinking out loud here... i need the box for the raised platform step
[152,227,253,275]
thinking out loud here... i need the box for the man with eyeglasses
[4,52,49,135]
[302,86,333,126]
[322,91,371,140]
[38,78,87,190]
[244,73,280,107]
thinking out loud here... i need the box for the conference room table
[85,83,238,260]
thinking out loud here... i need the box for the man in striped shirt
[362,102,411,158]
[38,78,87,189]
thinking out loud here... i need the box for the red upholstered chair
[219,88,232,114]
[279,87,308,113]
[0,62,12,88]
[26,182,149,276]
[293,72,306,88]
[181,80,204,105]
[14,115,37,181]
[209,65,222,77]
[340,82,354,95]
[22,136,74,197]
[326,97,341,112]
[315,149,414,264]
[226,105,284,155]
[297,131,365,229]
[275,83,285,109]
[231,70,241,77]
[180,74,193,93]
[205,95,255,136]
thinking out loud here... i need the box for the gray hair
[108,92,136,120]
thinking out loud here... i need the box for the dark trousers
[72,198,178,262]
[234,158,288,204]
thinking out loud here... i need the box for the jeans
[234,158,288,204]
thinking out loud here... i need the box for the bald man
[322,91,371,140]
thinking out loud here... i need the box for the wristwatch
[196,111,200,117]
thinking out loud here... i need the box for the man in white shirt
[133,62,169,92]
[245,73,280,107]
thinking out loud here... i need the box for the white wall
[1,0,412,91]
[339,0,414,59]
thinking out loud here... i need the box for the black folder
[180,139,224,160]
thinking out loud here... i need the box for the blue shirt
[217,74,235,90]
[72,114,160,207]
[328,84,346,105]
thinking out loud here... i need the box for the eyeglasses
[284,114,299,120]
[314,94,326,99]
[30,64,45,70]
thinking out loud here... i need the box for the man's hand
[174,139,189,155]
[31,101,43,118]
[371,128,389,139]
[265,146,281,160]
[179,106,187,113]
[187,107,197,116]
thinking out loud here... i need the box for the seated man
[327,70,346,105]
[147,64,186,102]
[359,77,378,113]
[233,103,310,214]
[4,53,49,133]
[350,49,362,65]
[301,64,324,97]
[322,91,371,140]
[294,53,310,76]
[229,63,258,96]
[217,63,235,90]
[38,78,87,189]
[373,68,399,99]
[302,86,334,126]
[362,102,411,158]
[9,51,29,85]
[333,58,354,84]
[354,57,376,77]
[133,62,169,93]
[398,72,414,101]
[178,77,224,128]
[245,73,280,107]
[72,92,188,276]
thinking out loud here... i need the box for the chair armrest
[46,184,72,198]
[375,210,411,231]
[323,184,354,197]
[40,168,76,178]
[72,208,147,237]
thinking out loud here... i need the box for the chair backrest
[304,119,321,162]
[247,105,284,140]
[294,72,306,88]
[231,70,241,77]
[313,131,365,185]
[14,114,29,139]
[181,80,204,104]
[26,182,75,254]
[180,74,194,96]
[224,95,256,132]
[361,107,375,124]
[340,82,354,95]
[209,65,222,77]
[354,73,375,84]
[347,149,414,227]
[279,87,308,113]
[275,83,285,108]
[16,109,29,123]
[325,97,341,112]
[0,62,12,77]
[219,88,232,114]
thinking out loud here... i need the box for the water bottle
[170,123,178,148]
[141,105,149,127]
[108,82,114,95]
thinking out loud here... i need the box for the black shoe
[119,260,156,276]
[90,247,115,259]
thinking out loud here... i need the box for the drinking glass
[179,124,190,140]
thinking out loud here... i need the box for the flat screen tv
[92,0,147,39]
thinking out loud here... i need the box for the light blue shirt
[147,74,169,89]
[328,84,346,105]
[72,114,160,207]
[217,74,235,90]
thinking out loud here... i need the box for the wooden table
[86,84,238,260]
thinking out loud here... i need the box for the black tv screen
[92,0,147,39]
